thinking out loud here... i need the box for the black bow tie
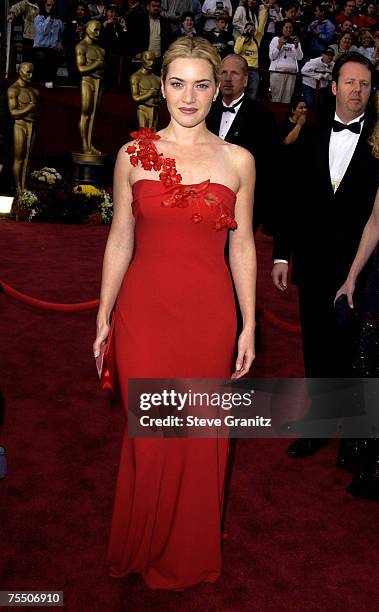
[221,100,242,113]
[332,118,363,134]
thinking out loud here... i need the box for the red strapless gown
[107,179,237,590]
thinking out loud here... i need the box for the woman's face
[285,7,297,20]
[247,0,257,7]
[361,34,372,47]
[283,22,294,36]
[340,33,352,48]
[45,0,55,13]
[77,5,86,18]
[106,8,116,20]
[293,101,307,119]
[162,58,218,128]
[367,3,376,15]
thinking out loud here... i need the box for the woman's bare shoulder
[222,141,255,172]
[116,138,140,168]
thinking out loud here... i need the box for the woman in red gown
[93,37,256,590]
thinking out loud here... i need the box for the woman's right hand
[93,321,110,358]
[296,114,306,126]
[334,277,356,308]
[271,262,288,291]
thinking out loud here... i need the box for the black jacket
[207,95,278,228]
[273,115,379,291]
[126,12,173,57]
[204,29,234,59]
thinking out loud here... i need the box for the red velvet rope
[0,281,99,312]
[0,281,301,332]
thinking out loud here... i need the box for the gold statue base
[71,151,107,164]
[71,151,108,185]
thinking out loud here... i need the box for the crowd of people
[6,0,379,95]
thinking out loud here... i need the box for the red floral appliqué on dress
[127,128,237,231]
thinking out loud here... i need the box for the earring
[162,94,166,99]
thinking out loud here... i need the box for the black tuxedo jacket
[206,95,277,228]
[273,116,378,292]
[126,13,173,57]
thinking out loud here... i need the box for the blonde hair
[369,91,379,159]
[359,31,374,46]
[161,37,221,84]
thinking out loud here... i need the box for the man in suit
[206,53,277,232]
[271,52,378,498]
[126,0,173,67]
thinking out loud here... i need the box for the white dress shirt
[149,17,161,57]
[218,93,244,140]
[329,111,364,193]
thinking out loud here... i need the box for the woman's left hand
[231,327,255,379]
[334,277,356,308]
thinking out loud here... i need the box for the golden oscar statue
[7,63,39,192]
[75,20,105,157]
[130,51,161,130]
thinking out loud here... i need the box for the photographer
[33,0,64,88]
[63,2,91,84]
[269,19,303,102]
[99,5,129,87]
[100,4,127,54]
[233,1,269,100]
[232,0,259,40]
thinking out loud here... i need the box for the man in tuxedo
[126,0,173,67]
[206,53,277,232]
[271,52,378,499]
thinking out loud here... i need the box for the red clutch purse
[95,314,115,391]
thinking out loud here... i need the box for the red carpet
[0,221,378,611]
